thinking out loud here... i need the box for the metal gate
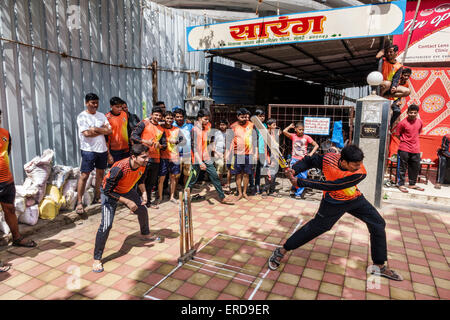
[268,104,355,159]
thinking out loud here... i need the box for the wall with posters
[394,1,450,64]
[389,68,450,163]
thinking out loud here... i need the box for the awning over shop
[208,37,385,88]
[187,1,407,89]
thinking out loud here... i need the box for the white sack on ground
[49,165,73,189]
[0,210,10,234]
[23,149,55,204]
[14,197,26,214]
[24,149,54,186]
[19,205,39,226]
[62,179,78,195]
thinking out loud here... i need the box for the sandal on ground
[434,184,441,189]
[92,262,104,273]
[408,185,424,191]
[219,197,234,205]
[269,192,282,198]
[12,236,37,248]
[0,262,10,273]
[268,247,285,271]
[370,265,403,281]
[141,234,162,242]
[169,198,178,204]
[150,200,160,209]
[397,186,409,193]
[75,203,85,215]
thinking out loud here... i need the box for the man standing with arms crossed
[268,144,403,281]
[131,107,166,209]
[76,93,112,214]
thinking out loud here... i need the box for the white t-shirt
[77,110,110,153]
[214,130,226,155]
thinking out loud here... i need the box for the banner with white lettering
[304,117,331,136]
[395,1,450,63]
[186,1,406,52]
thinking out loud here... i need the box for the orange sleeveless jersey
[191,122,212,163]
[0,128,13,184]
[106,111,129,151]
[140,119,164,160]
[102,158,145,194]
[322,153,366,201]
[161,126,180,161]
[231,121,254,155]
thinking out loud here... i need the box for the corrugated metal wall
[0,0,231,183]
[209,62,256,104]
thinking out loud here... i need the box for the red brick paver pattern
[0,193,449,300]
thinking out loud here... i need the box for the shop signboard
[187,1,406,52]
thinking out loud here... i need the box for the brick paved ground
[0,191,449,300]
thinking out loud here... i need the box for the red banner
[393,0,450,63]
[389,67,450,163]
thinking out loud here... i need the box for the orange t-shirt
[322,153,366,201]
[231,121,254,155]
[106,111,129,151]
[102,158,146,195]
[0,128,13,184]
[140,119,165,161]
[161,126,180,161]
[381,58,403,82]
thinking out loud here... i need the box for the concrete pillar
[353,94,390,208]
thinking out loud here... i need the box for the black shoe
[268,247,285,271]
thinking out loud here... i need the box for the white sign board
[186,1,406,51]
[304,117,331,135]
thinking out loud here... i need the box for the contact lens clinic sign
[186,0,406,51]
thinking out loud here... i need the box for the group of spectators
[75,93,327,215]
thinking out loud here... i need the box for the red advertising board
[389,67,450,163]
[393,0,450,63]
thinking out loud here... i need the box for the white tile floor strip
[194,256,266,277]
[248,269,270,300]
[143,261,183,299]
[185,260,256,285]
[290,219,304,236]
[218,233,280,247]
[142,233,280,300]
[247,219,304,300]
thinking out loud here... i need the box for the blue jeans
[290,158,307,196]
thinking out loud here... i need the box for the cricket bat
[250,115,288,169]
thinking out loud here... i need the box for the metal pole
[402,0,421,64]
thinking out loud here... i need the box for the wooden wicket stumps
[178,189,196,263]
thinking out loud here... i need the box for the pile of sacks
[0,149,98,234]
